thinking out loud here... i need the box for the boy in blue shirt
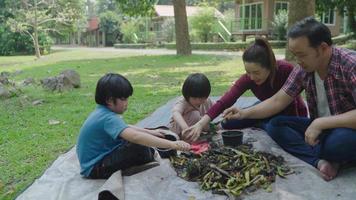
[77,73,191,179]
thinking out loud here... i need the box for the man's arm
[224,89,295,120]
[314,109,356,130]
[305,109,356,145]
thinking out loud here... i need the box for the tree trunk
[34,25,41,58]
[285,0,315,61]
[172,0,191,55]
[77,31,81,45]
[33,0,41,58]
[102,31,106,47]
[71,32,76,45]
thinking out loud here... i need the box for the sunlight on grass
[0,48,141,71]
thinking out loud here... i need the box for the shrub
[164,41,287,51]
[272,10,288,40]
[121,20,140,43]
[346,40,356,50]
[190,7,219,43]
[332,33,355,45]
[0,25,52,56]
[161,18,175,43]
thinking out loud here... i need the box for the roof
[154,5,224,18]
[87,17,99,31]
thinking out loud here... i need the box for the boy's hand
[182,124,202,143]
[171,141,191,151]
[222,107,244,120]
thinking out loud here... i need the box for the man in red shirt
[224,17,356,181]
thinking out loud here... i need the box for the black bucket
[157,134,178,158]
[221,130,243,147]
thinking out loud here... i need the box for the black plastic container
[221,130,243,147]
[157,134,178,158]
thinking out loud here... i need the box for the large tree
[116,0,191,55]
[172,0,191,55]
[285,0,315,60]
[97,0,123,46]
[6,0,85,58]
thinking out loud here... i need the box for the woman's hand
[171,140,191,151]
[222,107,245,120]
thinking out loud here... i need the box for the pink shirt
[169,97,213,134]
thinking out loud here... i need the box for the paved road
[53,46,285,59]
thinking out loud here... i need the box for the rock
[41,76,58,91]
[32,99,44,105]
[0,85,10,99]
[40,69,80,92]
[0,76,10,85]
[60,70,80,88]
[49,119,61,125]
[22,78,36,86]
[13,70,23,76]
[0,71,10,78]
[40,75,71,92]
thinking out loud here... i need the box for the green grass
[0,50,251,199]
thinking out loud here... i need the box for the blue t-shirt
[76,105,128,177]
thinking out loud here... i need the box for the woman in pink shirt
[183,38,308,142]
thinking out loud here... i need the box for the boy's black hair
[287,16,332,48]
[182,73,211,101]
[95,73,133,105]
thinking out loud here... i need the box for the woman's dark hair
[242,37,277,86]
[182,73,211,101]
[287,16,332,47]
[95,73,133,105]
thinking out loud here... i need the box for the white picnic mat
[16,97,356,200]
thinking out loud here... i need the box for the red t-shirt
[207,60,308,119]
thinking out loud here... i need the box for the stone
[48,119,61,125]
[22,78,36,86]
[32,99,44,106]
[13,70,23,76]
[60,70,80,88]
[40,76,60,91]
[40,70,80,92]
[0,85,10,99]
[0,76,10,85]
[0,71,10,78]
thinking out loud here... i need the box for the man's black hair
[95,73,133,105]
[182,73,211,101]
[287,16,332,47]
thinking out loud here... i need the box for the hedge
[332,33,355,45]
[113,34,354,51]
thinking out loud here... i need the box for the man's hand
[182,123,203,143]
[305,119,323,146]
[222,107,244,120]
[171,140,191,151]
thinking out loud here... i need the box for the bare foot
[317,159,340,181]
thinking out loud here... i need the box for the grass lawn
[0,49,252,199]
